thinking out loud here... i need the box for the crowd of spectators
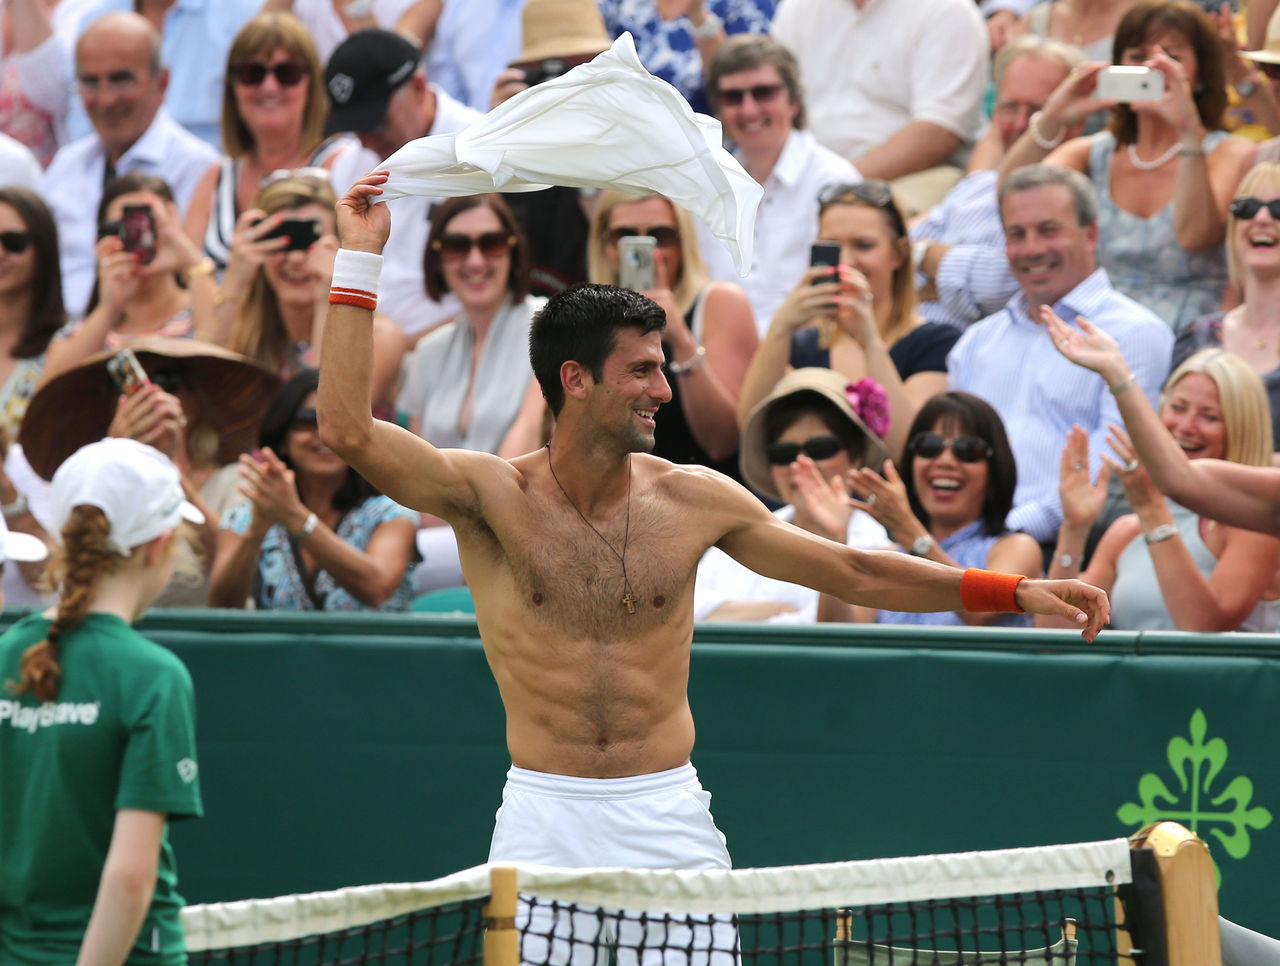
[2,0,1280,631]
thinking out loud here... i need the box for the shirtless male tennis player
[318,172,1109,881]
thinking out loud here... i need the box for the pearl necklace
[1127,141,1182,171]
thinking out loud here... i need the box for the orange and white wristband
[960,568,1026,613]
[329,249,383,311]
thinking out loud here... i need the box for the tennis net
[180,821,1217,966]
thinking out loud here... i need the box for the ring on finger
[1073,462,1084,471]
[1124,459,1138,472]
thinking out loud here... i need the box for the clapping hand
[1058,425,1110,529]
[237,447,307,538]
[847,459,927,548]
[790,453,854,542]
[1103,424,1162,511]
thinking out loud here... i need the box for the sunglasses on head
[1230,196,1280,220]
[766,434,844,466]
[259,166,331,190]
[292,407,319,429]
[432,231,515,259]
[605,226,681,249]
[0,231,31,254]
[717,83,785,107]
[909,433,992,463]
[232,60,307,87]
[818,180,895,209]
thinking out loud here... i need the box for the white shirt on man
[698,128,857,335]
[329,86,481,337]
[42,107,218,318]
[770,0,988,161]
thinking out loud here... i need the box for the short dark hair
[423,194,530,302]
[1109,1,1226,143]
[901,392,1018,537]
[762,390,869,466]
[998,163,1099,228]
[707,34,806,129]
[529,283,666,416]
[0,188,66,360]
[259,369,376,511]
[85,173,176,315]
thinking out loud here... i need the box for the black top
[789,321,959,378]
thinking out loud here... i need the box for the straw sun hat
[511,0,612,66]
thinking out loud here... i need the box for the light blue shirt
[947,269,1173,542]
[59,0,261,148]
[426,0,526,113]
[911,169,1017,329]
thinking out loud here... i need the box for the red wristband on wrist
[960,568,1026,613]
[329,287,377,311]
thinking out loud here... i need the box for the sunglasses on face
[1230,196,1280,220]
[717,83,785,107]
[909,433,992,463]
[0,231,31,254]
[232,60,307,87]
[149,369,187,394]
[766,434,844,466]
[432,231,515,259]
[605,226,681,249]
[291,407,319,430]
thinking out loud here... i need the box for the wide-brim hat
[323,28,421,136]
[20,338,282,480]
[740,367,889,503]
[511,0,612,66]
[1242,7,1280,65]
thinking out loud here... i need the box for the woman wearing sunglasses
[738,180,957,463]
[184,12,349,276]
[0,188,66,438]
[694,367,890,623]
[209,368,418,611]
[222,173,404,408]
[1039,348,1280,632]
[1172,164,1280,444]
[848,392,1043,627]
[587,190,757,478]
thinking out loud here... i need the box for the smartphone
[106,348,151,396]
[261,217,322,252]
[1095,66,1165,103]
[810,241,841,284]
[121,204,156,265]
[617,235,657,292]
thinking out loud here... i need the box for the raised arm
[1046,307,1280,535]
[317,172,503,522]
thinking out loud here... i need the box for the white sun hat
[0,512,46,563]
[49,439,204,556]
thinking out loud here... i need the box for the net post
[485,865,520,966]
[1127,821,1221,966]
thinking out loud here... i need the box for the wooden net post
[485,866,520,966]
[1123,821,1221,966]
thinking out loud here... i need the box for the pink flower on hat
[846,378,890,438]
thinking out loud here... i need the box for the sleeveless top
[655,289,741,481]
[876,520,1032,627]
[789,321,958,379]
[1110,500,1280,631]
[1088,130,1231,334]
[202,138,349,269]
[1026,4,1114,61]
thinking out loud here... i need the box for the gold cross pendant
[622,592,637,614]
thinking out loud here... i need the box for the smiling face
[285,390,347,479]
[818,202,904,307]
[232,46,310,141]
[0,202,35,299]
[768,411,855,508]
[1160,372,1225,460]
[1001,183,1098,310]
[993,53,1071,150]
[438,203,513,313]
[586,327,672,452]
[76,17,166,161]
[911,417,990,534]
[262,201,334,308]
[1232,180,1280,280]
[605,196,683,290]
[715,62,797,161]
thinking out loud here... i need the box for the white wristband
[330,249,384,310]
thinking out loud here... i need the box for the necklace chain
[1126,141,1182,171]
[546,446,637,613]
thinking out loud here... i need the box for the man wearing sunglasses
[696,34,856,335]
[40,12,218,318]
[325,28,481,339]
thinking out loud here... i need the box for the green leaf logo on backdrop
[1117,708,1272,886]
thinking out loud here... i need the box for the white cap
[50,439,205,556]
[0,512,47,563]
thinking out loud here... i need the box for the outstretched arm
[1045,307,1280,536]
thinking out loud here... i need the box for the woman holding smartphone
[0,438,203,965]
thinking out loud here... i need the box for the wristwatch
[1056,553,1076,569]
[1236,74,1261,99]
[1144,524,1179,545]
[909,534,936,556]
[912,239,931,276]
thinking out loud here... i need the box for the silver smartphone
[1095,66,1165,102]
[617,235,657,292]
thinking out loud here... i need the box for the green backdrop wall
[9,610,1274,936]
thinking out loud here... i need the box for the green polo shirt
[0,612,202,965]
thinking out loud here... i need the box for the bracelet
[960,568,1026,613]
[290,511,319,541]
[1144,523,1179,545]
[1108,372,1137,396]
[1179,144,1206,158]
[329,249,383,311]
[1028,111,1065,151]
[668,344,707,375]
[181,257,216,285]
[689,10,722,38]
[1,493,29,519]
[213,291,243,308]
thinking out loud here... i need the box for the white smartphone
[1095,66,1165,102]
[617,235,656,292]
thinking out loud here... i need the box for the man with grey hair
[912,35,1084,330]
[945,163,1172,545]
[41,11,216,317]
[697,34,857,334]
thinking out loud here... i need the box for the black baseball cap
[324,28,421,137]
